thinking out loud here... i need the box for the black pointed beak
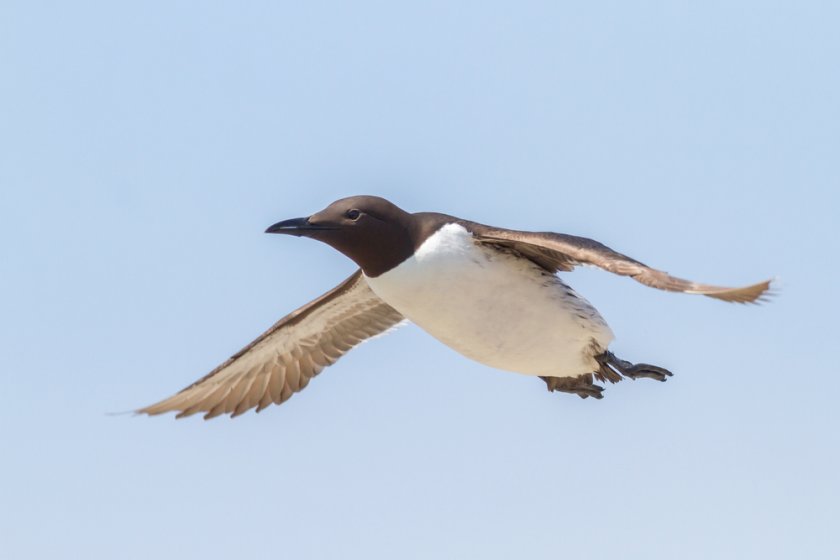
[265,217,338,236]
[265,217,310,234]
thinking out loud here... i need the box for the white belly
[364,223,614,378]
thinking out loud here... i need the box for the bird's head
[266,195,417,277]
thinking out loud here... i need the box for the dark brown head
[266,196,420,277]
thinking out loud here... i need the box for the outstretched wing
[470,227,772,303]
[138,270,405,419]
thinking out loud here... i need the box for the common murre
[140,195,771,419]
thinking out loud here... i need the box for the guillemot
[139,195,771,419]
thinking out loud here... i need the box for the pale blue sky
[1,1,838,559]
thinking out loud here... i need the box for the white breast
[364,223,614,378]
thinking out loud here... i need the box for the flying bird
[140,196,771,419]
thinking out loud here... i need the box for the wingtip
[134,399,191,420]
[703,277,776,304]
[134,405,166,418]
[134,406,222,420]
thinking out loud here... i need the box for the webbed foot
[541,373,605,399]
[595,351,673,382]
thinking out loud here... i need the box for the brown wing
[138,270,405,420]
[470,226,772,303]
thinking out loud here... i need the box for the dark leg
[541,373,605,399]
[595,351,673,382]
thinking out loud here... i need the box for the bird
[139,195,772,419]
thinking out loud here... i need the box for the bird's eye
[346,209,361,221]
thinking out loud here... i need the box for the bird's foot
[541,374,605,399]
[595,351,673,382]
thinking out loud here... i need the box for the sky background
[1,1,838,558]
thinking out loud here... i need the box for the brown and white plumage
[140,195,772,417]
[138,270,404,420]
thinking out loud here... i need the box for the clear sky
[1,1,838,558]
